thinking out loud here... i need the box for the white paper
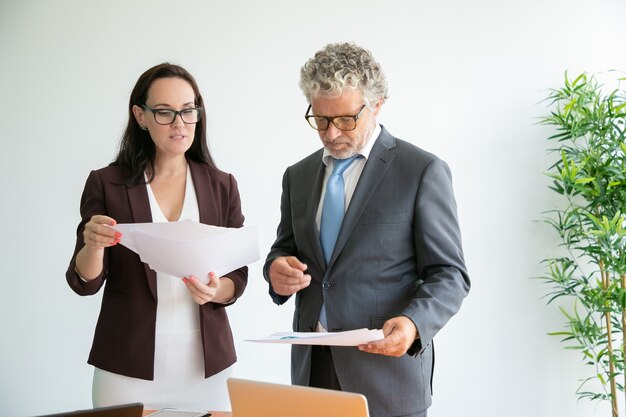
[113,219,259,283]
[246,328,385,346]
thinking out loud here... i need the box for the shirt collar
[322,123,381,166]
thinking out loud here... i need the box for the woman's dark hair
[113,63,216,185]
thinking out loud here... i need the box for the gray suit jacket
[263,126,470,417]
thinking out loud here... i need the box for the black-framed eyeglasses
[141,104,203,125]
[304,104,366,131]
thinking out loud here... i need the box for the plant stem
[606,310,619,417]
[601,262,619,417]
[622,273,626,412]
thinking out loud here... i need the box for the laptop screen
[227,378,369,417]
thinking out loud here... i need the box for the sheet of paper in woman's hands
[112,219,259,283]
[247,328,385,346]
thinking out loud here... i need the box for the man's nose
[324,123,342,140]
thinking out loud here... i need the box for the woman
[66,63,247,411]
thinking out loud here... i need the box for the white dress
[92,167,234,411]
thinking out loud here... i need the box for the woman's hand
[83,215,121,248]
[183,272,235,305]
[75,215,120,280]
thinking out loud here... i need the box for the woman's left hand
[182,272,221,305]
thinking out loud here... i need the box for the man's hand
[358,316,418,357]
[269,256,311,296]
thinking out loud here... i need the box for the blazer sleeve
[66,170,110,296]
[404,158,470,354]
[217,173,248,306]
[263,167,297,305]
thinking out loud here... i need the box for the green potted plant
[540,71,626,416]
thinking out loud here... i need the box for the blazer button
[322,281,332,290]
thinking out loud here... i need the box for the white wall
[2,0,626,416]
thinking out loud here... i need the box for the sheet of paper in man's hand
[112,219,259,283]
[247,328,385,346]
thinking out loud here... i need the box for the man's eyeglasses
[304,104,366,131]
[142,104,203,125]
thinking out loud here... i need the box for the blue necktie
[319,156,358,329]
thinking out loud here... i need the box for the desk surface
[144,411,231,417]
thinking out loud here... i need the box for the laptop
[33,403,143,417]
[227,378,370,417]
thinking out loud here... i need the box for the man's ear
[372,98,384,116]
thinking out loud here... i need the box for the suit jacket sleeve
[263,167,297,305]
[218,173,248,306]
[404,158,470,354]
[66,170,110,295]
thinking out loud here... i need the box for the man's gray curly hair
[299,42,388,109]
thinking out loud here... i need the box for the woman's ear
[132,105,146,128]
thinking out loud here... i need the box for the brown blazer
[66,159,248,380]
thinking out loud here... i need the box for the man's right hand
[269,256,311,296]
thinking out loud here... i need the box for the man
[263,42,470,417]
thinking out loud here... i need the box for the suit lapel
[189,160,217,225]
[126,178,157,301]
[305,153,328,272]
[327,127,397,268]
